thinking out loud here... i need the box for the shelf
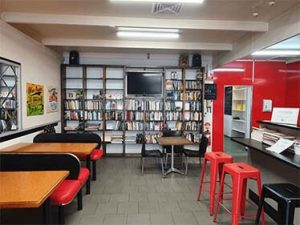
[257,120,300,131]
[86,78,103,80]
[106,78,124,80]
[232,128,246,133]
[232,119,246,123]
[65,77,83,80]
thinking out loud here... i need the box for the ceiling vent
[152,3,182,15]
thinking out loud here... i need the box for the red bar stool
[214,162,265,225]
[197,152,233,216]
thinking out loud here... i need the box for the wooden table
[0,171,69,224]
[0,143,97,194]
[157,137,192,175]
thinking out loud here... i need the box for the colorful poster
[47,86,58,113]
[26,83,44,116]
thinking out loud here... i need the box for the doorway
[223,85,253,155]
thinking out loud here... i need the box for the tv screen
[126,72,162,96]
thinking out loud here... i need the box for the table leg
[43,198,51,225]
[86,155,91,194]
[164,145,184,176]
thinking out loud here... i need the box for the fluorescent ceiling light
[252,50,300,56]
[117,31,179,39]
[118,27,179,33]
[212,68,245,72]
[111,0,204,3]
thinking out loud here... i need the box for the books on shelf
[65,110,83,120]
[67,90,83,99]
[184,112,202,121]
[1,99,16,109]
[125,136,136,143]
[64,126,79,131]
[145,122,163,131]
[145,133,160,144]
[65,100,83,110]
[125,121,143,131]
[145,100,163,111]
[85,123,102,131]
[184,101,201,111]
[111,135,123,143]
[106,100,123,110]
[125,99,144,111]
[165,112,182,121]
[125,111,144,121]
[184,121,200,131]
[85,100,103,110]
[105,111,123,120]
[185,91,201,101]
[105,93,123,100]
[84,111,102,121]
[165,80,183,91]
[145,112,163,121]
[185,81,201,90]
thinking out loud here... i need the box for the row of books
[165,80,184,91]
[145,112,163,121]
[125,136,136,143]
[105,93,123,100]
[125,111,144,121]
[65,111,83,120]
[165,101,183,111]
[125,99,144,111]
[145,133,160,144]
[184,112,202,121]
[85,100,103,110]
[185,132,201,143]
[166,91,185,101]
[145,100,163,111]
[184,101,202,111]
[85,123,102,131]
[125,121,143,131]
[65,100,83,110]
[145,122,163,131]
[105,112,123,121]
[185,81,201,90]
[175,121,200,131]
[106,121,123,130]
[111,135,123,143]
[105,101,123,110]
[185,91,201,101]
[84,111,102,121]
[165,112,183,121]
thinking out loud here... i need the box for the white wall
[63,52,213,71]
[0,20,61,146]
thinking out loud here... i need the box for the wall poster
[26,83,44,116]
[47,86,58,113]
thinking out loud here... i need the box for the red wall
[285,61,300,125]
[212,61,289,152]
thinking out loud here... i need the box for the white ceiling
[1,0,299,58]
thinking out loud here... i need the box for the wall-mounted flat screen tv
[126,72,163,96]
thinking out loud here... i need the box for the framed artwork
[26,83,44,116]
[47,86,58,113]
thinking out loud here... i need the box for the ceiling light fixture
[118,27,179,33]
[117,31,179,39]
[251,50,300,56]
[110,0,204,3]
[212,68,245,72]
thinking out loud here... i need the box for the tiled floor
[1,156,276,225]
[224,136,247,156]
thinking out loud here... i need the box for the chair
[182,135,208,175]
[0,153,87,225]
[34,133,104,182]
[162,130,183,166]
[140,135,165,176]
[255,183,300,225]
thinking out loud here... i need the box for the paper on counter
[266,138,294,154]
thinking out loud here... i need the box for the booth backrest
[33,133,101,148]
[0,153,80,179]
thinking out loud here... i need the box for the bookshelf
[0,58,20,134]
[61,65,204,155]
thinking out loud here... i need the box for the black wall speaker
[69,51,79,65]
[192,54,202,67]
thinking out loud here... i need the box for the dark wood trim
[0,121,59,142]
[0,57,21,66]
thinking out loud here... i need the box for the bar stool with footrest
[214,162,265,225]
[255,183,300,225]
[197,152,233,216]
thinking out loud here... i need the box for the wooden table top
[157,136,193,146]
[0,143,97,157]
[0,171,69,209]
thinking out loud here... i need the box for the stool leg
[256,175,265,225]
[240,179,248,217]
[92,161,97,181]
[197,158,207,201]
[209,160,218,216]
[213,169,226,222]
[232,176,244,225]
[255,187,266,225]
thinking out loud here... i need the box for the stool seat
[255,183,300,225]
[205,152,233,161]
[224,162,260,176]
